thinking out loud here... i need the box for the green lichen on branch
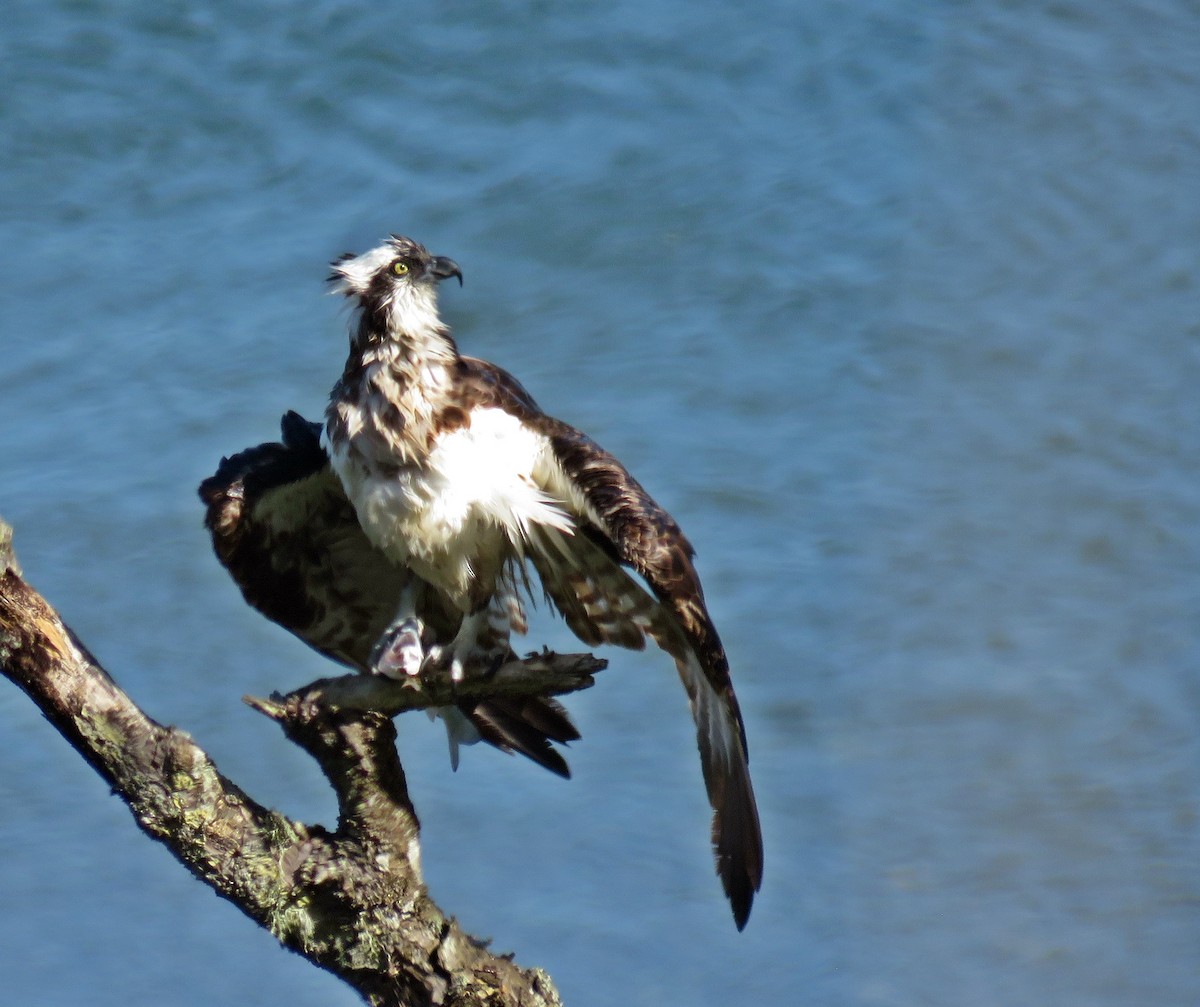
[0,528,578,1006]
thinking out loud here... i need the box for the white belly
[327,407,575,599]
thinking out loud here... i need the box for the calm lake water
[2,2,1198,1005]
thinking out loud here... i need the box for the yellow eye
[392,261,410,276]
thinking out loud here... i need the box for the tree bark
[0,516,602,1006]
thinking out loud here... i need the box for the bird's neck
[350,286,461,383]
[358,318,458,379]
[325,313,461,463]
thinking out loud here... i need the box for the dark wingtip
[721,848,760,931]
[280,410,321,445]
[723,849,761,931]
[200,412,330,515]
[731,889,754,931]
[711,742,764,931]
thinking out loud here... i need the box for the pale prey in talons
[368,583,523,685]
[321,234,764,929]
[368,615,426,680]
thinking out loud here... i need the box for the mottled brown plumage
[454,359,762,925]
[320,236,763,928]
[199,411,579,777]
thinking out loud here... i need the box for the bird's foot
[422,642,467,684]
[369,618,426,679]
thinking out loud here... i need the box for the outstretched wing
[198,410,579,777]
[460,359,764,928]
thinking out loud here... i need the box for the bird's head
[329,235,463,341]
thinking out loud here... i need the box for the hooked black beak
[429,255,463,286]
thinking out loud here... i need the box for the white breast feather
[427,408,574,541]
[330,407,575,573]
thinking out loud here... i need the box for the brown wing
[198,411,578,777]
[458,359,764,929]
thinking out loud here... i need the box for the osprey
[199,410,580,778]
[323,235,764,929]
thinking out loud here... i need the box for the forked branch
[0,517,602,1007]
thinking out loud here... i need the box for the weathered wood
[0,515,597,1006]
[252,649,599,719]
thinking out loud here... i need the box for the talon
[369,618,426,679]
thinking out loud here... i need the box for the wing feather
[460,360,764,927]
[199,411,578,778]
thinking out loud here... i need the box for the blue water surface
[2,2,1198,1005]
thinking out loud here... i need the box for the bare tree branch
[0,516,603,1007]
